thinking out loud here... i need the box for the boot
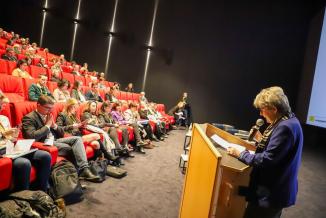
[79,167,102,183]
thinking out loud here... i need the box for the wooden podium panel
[179,124,254,218]
[179,124,222,218]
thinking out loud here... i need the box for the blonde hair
[64,98,78,113]
[253,86,291,115]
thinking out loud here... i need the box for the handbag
[89,159,108,182]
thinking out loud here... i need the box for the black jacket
[22,111,64,142]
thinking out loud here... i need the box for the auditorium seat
[30,65,47,78]
[132,93,140,102]
[47,81,58,93]
[22,78,38,100]
[85,76,92,87]
[36,49,47,59]
[7,61,17,75]
[74,75,86,85]
[0,49,6,58]
[62,72,75,87]
[0,59,8,74]
[0,74,25,102]
[62,65,72,73]
[32,58,41,66]
[17,53,26,60]
[0,157,12,191]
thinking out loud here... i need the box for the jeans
[12,150,51,192]
[54,136,88,170]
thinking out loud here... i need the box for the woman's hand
[226,147,241,158]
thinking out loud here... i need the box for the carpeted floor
[67,129,186,218]
[67,129,326,218]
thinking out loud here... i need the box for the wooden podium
[179,124,256,218]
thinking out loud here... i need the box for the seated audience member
[51,60,63,76]
[71,80,86,103]
[98,102,133,156]
[113,82,120,90]
[125,102,158,143]
[56,98,102,153]
[1,47,18,62]
[13,44,22,55]
[37,58,48,68]
[53,79,71,103]
[111,103,146,153]
[71,81,87,103]
[50,70,61,83]
[59,54,66,65]
[24,57,33,66]
[168,101,187,127]
[22,96,100,182]
[85,82,103,102]
[0,93,51,192]
[139,103,166,140]
[105,87,118,103]
[29,74,54,102]
[125,83,134,92]
[80,63,88,75]
[139,91,149,104]
[71,64,81,76]
[12,59,33,79]
[80,101,122,162]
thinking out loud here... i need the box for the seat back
[11,101,37,126]
[0,59,8,74]
[0,74,25,102]
[30,65,47,78]
[22,78,38,100]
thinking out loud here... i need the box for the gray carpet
[66,129,326,218]
[67,129,186,218]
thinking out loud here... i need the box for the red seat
[84,77,92,87]
[0,74,25,102]
[36,49,47,59]
[0,157,12,191]
[30,65,47,78]
[74,75,85,85]
[32,58,41,66]
[22,78,38,100]
[132,93,140,102]
[0,42,7,50]
[62,72,75,86]
[47,81,58,93]
[62,65,72,73]
[17,53,26,60]
[0,49,6,58]
[7,61,17,75]
[126,92,133,101]
[0,59,8,74]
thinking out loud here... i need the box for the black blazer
[22,111,64,142]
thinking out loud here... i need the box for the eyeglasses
[40,105,53,111]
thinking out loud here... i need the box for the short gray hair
[253,86,291,115]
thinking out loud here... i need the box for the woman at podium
[227,86,303,218]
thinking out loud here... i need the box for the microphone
[248,119,264,141]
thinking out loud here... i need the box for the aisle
[67,129,186,218]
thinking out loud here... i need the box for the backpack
[0,190,65,218]
[49,160,84,205]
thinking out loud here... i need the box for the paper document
[211,134,254,154]
[6,139,35,155]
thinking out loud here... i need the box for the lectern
[179,124,256,218]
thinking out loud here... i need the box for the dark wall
[0,0,325,130]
